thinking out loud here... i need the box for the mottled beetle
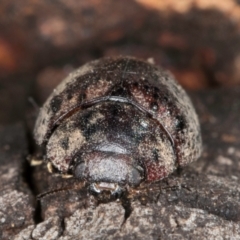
[34,56,202,198]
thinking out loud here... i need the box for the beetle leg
[121,193,133,226]
[47,162,54,173]
[47,162,73,178]
[29,157,44,166]
[61,174,73,179]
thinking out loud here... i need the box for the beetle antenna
[28,97,40,111]
[37,187,71,200]
[37,181,86,200]
[129,181,190,196]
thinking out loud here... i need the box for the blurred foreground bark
[1,0,240,124]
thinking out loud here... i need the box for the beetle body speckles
[34,56,202,194]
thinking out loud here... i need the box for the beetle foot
[28,155,44,166]
[121,194,133,226]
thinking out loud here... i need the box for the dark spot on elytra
[75,110,99,140]
[152,149,159,162]
[65,73,98,100]
[143,85,149,91]
[132,82,138,87]
[163,95,169,102]
[50,95,62,113]
[60,137,69,150]
[77,110,93,127]
[153,92,159,100]
[153,87,159,92]
[64,80,77,100]
[111,86,129,97]
[175,115,186,131]
[82,124,99,141]
[108,103,122,116]
[100,103,121,129]
[66,87,73,100]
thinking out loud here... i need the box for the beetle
[34,56,202,198]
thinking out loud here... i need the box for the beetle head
[72,150,144,195]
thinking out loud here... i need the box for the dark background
[1,0,240,124]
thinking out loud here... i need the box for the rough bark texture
[0,124,34,239]
[0,87,240,239]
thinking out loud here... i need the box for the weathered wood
[0,124,34,239]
